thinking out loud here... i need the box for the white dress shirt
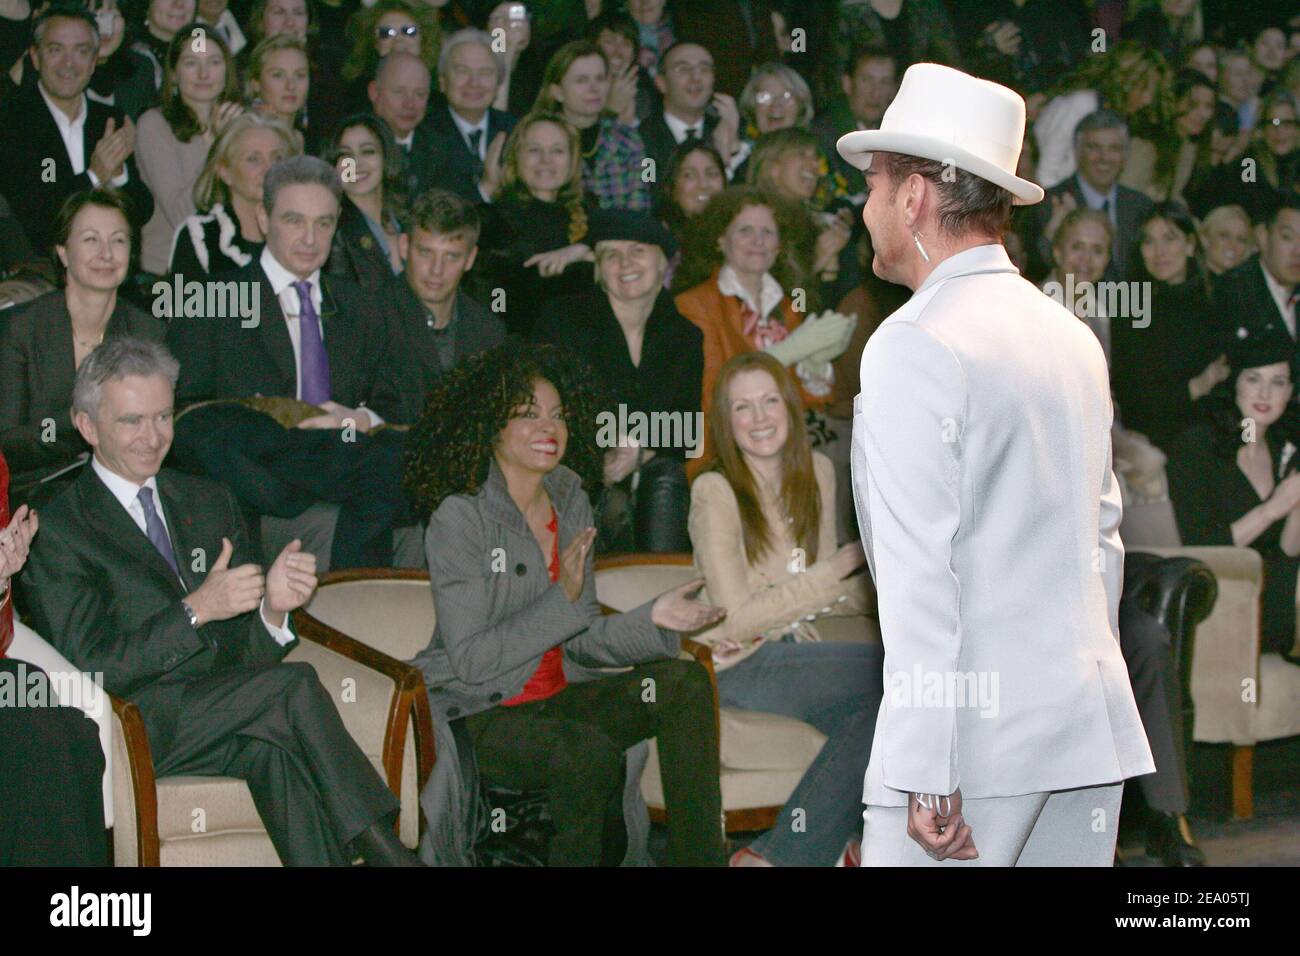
[38,82,129,188]
[1261,258,1297,339]
[663,110,705,143]
[717,263,783,320]
[91,455,293,645]
[448,105,488,160]
[259,247,383,424]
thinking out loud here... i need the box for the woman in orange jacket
[673,186,856,477]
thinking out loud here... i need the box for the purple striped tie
[293,279,331,405]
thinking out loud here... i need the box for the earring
[912,232,930,263]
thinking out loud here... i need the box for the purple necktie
[293,279,331,406]
[137,486,179,577]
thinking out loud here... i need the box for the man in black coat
[1023,109,1152,283]
[22,336,419,866]
[368,52,438,200]
[390,188,505,424]
[1212,201,1300,354]
[640,43,737,177]
[0,6,153,257]
[165,156,412,570]
[421,29,517,205]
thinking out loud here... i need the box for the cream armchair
[593,553,829,833]
[111,613,430,866]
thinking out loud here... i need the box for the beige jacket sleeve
[812,453,876,616]
[688,465,853,647]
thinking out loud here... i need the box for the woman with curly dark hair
[673,185,856,477]
[1166,329,1300,663]
[405,344,728,866]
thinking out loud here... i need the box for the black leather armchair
[1123,552,1219,787]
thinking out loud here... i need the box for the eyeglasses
[756,90,794,106]
[377,24,419,39]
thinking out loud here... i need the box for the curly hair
[342,0,441,83]
[671,184,814,301]
[403,344,608,520]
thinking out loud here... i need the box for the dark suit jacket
[324,197,405,295]
[1025,173,1153,283]
[420,104,518,204]
[397,122,441,202]
[0,82,155,256]
[0,291,163,490]
[672,0,780,97]
[23,465,292,754]
[639,110,720,177]
[164,259,407,422]
[386,282,505,423]
[1212,256,1294,353]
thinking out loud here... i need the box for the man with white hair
[838,63,1155,866]
[424,28,518,203]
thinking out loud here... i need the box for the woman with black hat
[1166,326,1300,663]
[534,210,703,553]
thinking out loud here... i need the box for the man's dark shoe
[1146,813,1206,867]
[350,821,425,867]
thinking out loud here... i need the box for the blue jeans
[716,639,885,866]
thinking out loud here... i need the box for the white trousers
[861,782,1124,867]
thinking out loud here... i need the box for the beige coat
[688,451,876,670]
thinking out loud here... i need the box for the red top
[502,506,569,706]
[1,451,12,659]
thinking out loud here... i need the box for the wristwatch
[181,600,200,629]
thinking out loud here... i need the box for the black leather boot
[349,822,426,867]
[1145,813,1206,867]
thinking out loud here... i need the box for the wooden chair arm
[291,609,436,797]
[111,694,161,867]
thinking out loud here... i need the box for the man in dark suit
[165,156,412,570]
[22,337,420,866]
[1024,109,1153,283]
[672,0,779,98]
[368,52,438,200]
[0,5,153,257]
[421,29,517,204]
[641,43,742,179]
[812,47,897,189]
[390,189,505,423]
[1212,201,1300,354]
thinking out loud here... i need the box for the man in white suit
[838,64,1156,866]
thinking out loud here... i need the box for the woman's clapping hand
[651,578,726,633]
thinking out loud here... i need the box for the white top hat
[836,62,1044,206]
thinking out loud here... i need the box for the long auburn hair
[707,351,819,566]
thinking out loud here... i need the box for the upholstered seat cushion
[1256,653,1300,742]
[304,579,437,662]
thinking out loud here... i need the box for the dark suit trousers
[464,659,725,866]
[0,659,107,865]
[280,428,412,570]
[151,661,399,866]
[1119,599,1188,814]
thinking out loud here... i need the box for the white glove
[804,310,858,365]
[763,310,855,366]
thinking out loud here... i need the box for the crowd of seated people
[1,0,1298,869]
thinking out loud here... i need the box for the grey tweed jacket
[412,458,678,718]
[411,458,678,865]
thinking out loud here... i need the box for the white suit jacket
[851,243,1155,807]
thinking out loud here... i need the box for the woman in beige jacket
[689,351,883,866]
